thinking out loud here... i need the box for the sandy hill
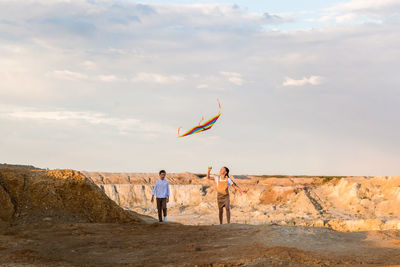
[0,164,140,224]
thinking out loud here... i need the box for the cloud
[49,70,184,84]
[197,84,209,89]
[0,19,16,26]
[131,72,184,84]
[125,3,293,34]
[50,70,88,81]
[321,0,400,24]
[264,12,294,24]
[220,71,244,86]
[39,17,96,36]
[330,0,400,13]
[272,53,319,65]
[335,13,358,23]
[98,75,119,82]
[135,3,157,15]
[3,108,173,135]
[282,76,324,87]
[81,60,96,70]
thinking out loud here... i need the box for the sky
[1,0,400,175]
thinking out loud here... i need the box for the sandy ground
[1,220,400,266]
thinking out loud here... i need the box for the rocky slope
[0,164,140,224]
[85,171,400,231]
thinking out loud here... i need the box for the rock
[382,220,400,230]
[326,219,384,232]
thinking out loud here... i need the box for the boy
[151,170,170,222]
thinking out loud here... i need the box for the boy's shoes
[164,216,167,222]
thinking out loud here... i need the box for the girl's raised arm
[206,166,214,180]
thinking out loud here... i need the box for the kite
[178,99,221,137]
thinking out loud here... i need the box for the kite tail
[217,98,221,113]
[178,126,182,137]
[199,116,204,125]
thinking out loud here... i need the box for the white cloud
[282,76,324,87]
[50,71,120,83]
[98,75,118,82]
[321,0,400,24]
[272,53,319,65]
[330,0,400,13]
[220,71,244,86]
[4,109,173,135]
[82,60,97,70]
[335,13,358,23]
[1,45,25,54]
[149,3,292,31]
[131,72,184,84]
[197,84,209,89]
[50,70,88,81]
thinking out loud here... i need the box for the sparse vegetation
[321,176,343,183]
[254,175,299,178]
[253,174,347,180]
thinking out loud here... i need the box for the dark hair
[223,166,229,178]
[159,170,166,175]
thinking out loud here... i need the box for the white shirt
[214,176,234,186]
[152,179,170,198]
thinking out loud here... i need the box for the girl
[206,166,247,224]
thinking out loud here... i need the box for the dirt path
[1,222,399,266]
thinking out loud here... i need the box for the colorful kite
[178,99,221,137]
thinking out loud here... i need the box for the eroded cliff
[85,171,400,231]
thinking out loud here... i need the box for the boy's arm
[166,182,170,202]
[151,182,157,202]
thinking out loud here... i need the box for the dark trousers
[156,198,167,222]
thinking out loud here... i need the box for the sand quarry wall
[86,172,400,231]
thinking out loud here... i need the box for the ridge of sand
[0,164,140,224]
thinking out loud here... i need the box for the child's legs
[162,198,167,217]
[225,205,230,224]
[156,198,163,222]
[219,207,224,224]
[163,208,167,218]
